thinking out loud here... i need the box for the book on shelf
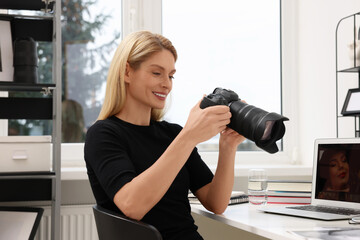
[188,191,248,205]
[267,180,312,192]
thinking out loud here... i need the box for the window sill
[61,167,88,180]
[61,164,312,181]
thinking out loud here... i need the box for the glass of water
[248,169,268,205]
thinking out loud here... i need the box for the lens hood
[253,113,289,153]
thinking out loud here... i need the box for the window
[162,0,282,152]
[2,0,298,166]
[61,0,122,164]
[61,0,121,143]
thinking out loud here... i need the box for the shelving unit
[0,1,61,239]
[335,12,360,138]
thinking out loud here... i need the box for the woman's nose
[161,77,172,89]
[338,161,344,168]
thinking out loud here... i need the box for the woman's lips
[153,92,167,100]
[338,172,346,178]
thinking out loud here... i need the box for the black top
[84,116,214,240]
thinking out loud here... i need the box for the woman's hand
[219,127,245,151]
[218,99,247,151]
[182,97,231,145]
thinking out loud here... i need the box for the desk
[191,203,359,240]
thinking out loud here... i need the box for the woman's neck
[115,104,151,126]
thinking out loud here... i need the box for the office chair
[92,204,163,240]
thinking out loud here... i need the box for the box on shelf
[0,135,52,172]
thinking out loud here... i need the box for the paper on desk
[289,227,360,240]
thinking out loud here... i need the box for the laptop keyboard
[287,205,360,216]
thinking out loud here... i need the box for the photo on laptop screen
[262,139,360,221]
[315,143,360,203]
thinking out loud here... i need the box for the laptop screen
[315,142,360,203]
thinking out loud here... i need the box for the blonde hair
[97,31,177,121]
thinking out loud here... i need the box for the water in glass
[248,169,268,205]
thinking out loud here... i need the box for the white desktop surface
[191,203,360,240]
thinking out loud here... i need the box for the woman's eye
[153,72,161,76]
[169,76,175,80]
[329,161,337,168]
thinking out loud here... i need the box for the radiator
[35,205,98,240]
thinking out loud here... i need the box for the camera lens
[228,100,288,153]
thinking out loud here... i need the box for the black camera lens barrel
[228,101,266,138]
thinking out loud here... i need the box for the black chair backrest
[92,205,162,240]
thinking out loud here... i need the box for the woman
[317,148,352,201]
[84,31,245,240]
[320,149,350,192]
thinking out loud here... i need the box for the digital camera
[200,88,289,153]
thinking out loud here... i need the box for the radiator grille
[35,205,98,240]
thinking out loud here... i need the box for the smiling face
[327,151,350,191]
[124,49,176,116]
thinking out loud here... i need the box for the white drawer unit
[0,135,52,172]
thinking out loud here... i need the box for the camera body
[200,88,289,154]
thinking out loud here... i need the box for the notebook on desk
[262,138,360,221]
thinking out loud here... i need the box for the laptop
[262,138,360,221]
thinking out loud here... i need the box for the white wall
[296,0,360,165]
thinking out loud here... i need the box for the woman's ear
[124,62,131,83]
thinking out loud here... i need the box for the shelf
[0,13,53,20]
[338,66,360,73]
[337,115,360,118]
[0,0,54,12]
[0,171,55,179]
[336,12,360,138]
[0,178,52,201]
[0,14,53,42]
[0,0,62,238]
[0,82,55,92]
[0,97,53,119]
